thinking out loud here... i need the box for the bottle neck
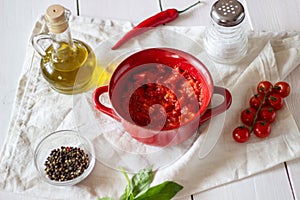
[44,5,76,62]
[50,26,76,62]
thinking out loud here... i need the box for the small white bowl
[34,130,95,186]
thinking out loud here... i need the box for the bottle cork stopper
[45,4,69,33]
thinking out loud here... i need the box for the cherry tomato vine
[232,80,291,143]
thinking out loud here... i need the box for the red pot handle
[199,86,232,125]
[93,85,121,122]
[94,85,231,125]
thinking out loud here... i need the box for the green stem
[119,167,131,185]
[250,93,267,133]
[178,1,201,14]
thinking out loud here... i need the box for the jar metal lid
[210,0,245,27]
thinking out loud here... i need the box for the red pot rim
[108,48,214,131]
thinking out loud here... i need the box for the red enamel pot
[93,48,232,147]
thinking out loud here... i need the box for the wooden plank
[193,163,294,200]
[79,0,252,31]
[286,159,300,200]
[79,0,211,26]
[244,0,300,31]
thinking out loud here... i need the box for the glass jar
[32,4,97,94]
[203,0,248,64]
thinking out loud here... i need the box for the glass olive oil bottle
[32,4,96,94]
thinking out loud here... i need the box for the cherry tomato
[241,108,257,126]
[273,81,290,98]
[249,94,266,109]
[258,106,276,123]
[232,126,250,143]
[257,81,273,95]
[267,93,284,110]
[253,121,271,138]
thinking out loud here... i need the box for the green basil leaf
[98,197,114,200]
[134,181,183,200]
[131,166,154,197]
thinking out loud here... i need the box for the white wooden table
[1,0,299,199]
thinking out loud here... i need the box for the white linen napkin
[0,15,300,200]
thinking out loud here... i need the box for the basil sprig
[99,167,183,200]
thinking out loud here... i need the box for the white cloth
[0,16,300,199]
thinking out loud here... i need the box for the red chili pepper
[111,1,201,50]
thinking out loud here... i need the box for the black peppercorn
[44,146,90,182]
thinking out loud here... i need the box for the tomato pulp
[112,63,206,131]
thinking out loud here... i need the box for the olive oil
[41,40,96,94]
[32,4,98,94]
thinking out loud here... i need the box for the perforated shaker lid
[210,0,245,27]
[45,4,69,33]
